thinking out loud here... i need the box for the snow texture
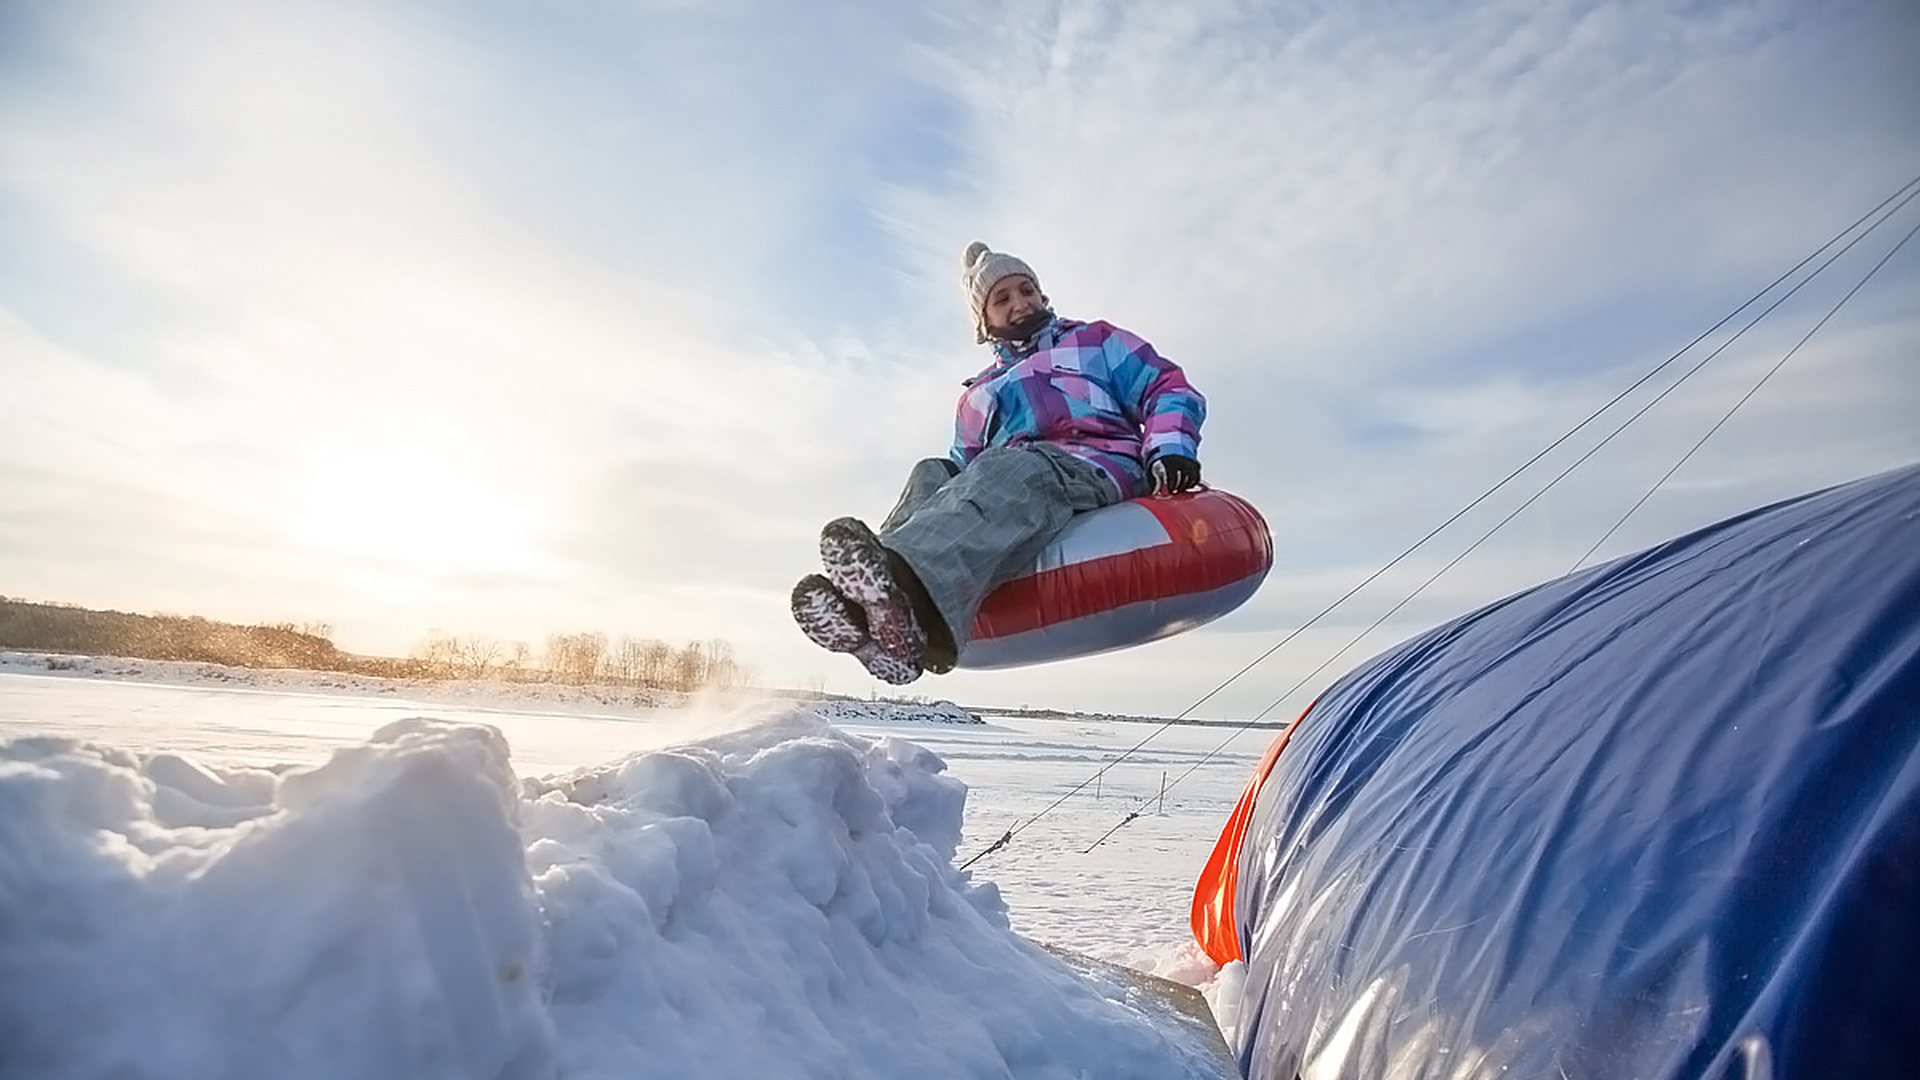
[0,705,1225,1079]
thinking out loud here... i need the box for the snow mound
[0,709,1221,1078]
[803,697,984,725]
[0,719,552,1079]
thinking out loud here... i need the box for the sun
[286,439,542,575]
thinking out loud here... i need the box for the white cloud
[919,0,1913,364]
[1,0,1915,716]
[877,0,1919,715]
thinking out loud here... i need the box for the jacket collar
[966,315,1077,383]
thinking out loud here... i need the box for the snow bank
[804,696,983,725]
[0,707,1223,1078]
[0,720,551,1079]
[0,651,987,727]
[1,650,684,713]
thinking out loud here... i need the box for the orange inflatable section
[1190,703,1313,966]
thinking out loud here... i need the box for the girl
[793,242,1206,684]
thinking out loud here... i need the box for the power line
[1236,176,1920,734]
[958,171,1920,868]
[1571,214,1920,571]
[1083,180,1920,853]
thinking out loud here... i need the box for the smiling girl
[793,241,1207,684]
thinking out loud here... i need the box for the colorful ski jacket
[950,316,1205,498]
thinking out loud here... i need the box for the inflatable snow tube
[1195,463,1920,1080]
[955,488,1272,670]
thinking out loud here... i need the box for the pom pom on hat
[961,241,1042,343]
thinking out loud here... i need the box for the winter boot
[790,574,869,653]
[820,517,926,685]
[851,641,922,686]
[884,549,957,674]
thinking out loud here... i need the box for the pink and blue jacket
[950,316,1205,498]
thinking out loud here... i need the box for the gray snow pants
[878,444,1123,653]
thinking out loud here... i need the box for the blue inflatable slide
[1195,463,1920,1079]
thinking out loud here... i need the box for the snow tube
[956,488,1271,669]
[1195,463,1920,1079]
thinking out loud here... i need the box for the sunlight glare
[287,439,543,575]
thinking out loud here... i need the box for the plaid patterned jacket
[950,316,1205,498]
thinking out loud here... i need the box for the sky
[2,0,1917,720]
[0,669,1249,1077]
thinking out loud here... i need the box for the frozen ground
[0,653,1276,1078]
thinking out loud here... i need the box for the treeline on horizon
[412,629,754,694]
[1,596,360,673]
[0,597,754,694]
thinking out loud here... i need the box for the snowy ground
[0,653,1275,1078]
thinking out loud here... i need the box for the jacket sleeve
[1101,324,1206,462]
[949,383,989,468]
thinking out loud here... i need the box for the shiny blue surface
[1236,464,1920,1079]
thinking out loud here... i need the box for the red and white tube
[957,488,1273,669]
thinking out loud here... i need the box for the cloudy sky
[3,0,1916,721]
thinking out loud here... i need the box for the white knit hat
[961,241,1042,343]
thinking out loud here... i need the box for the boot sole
[792,574,869,653]
[820,517,925,682]
[852,642,922,685]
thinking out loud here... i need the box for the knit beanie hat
[961,241,1043,343]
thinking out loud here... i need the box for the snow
[0,655,1266,1078]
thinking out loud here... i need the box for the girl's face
[984,275,1044,333]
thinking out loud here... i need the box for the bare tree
[414,629,460,678]
[673,641,738,692]
[544,632,606,685]
[404,626,754,691]
[609,636,660,686]
[454,636,501,680]
[501,640,533,682]
[701,639,746,690]
[637,639,671,687]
